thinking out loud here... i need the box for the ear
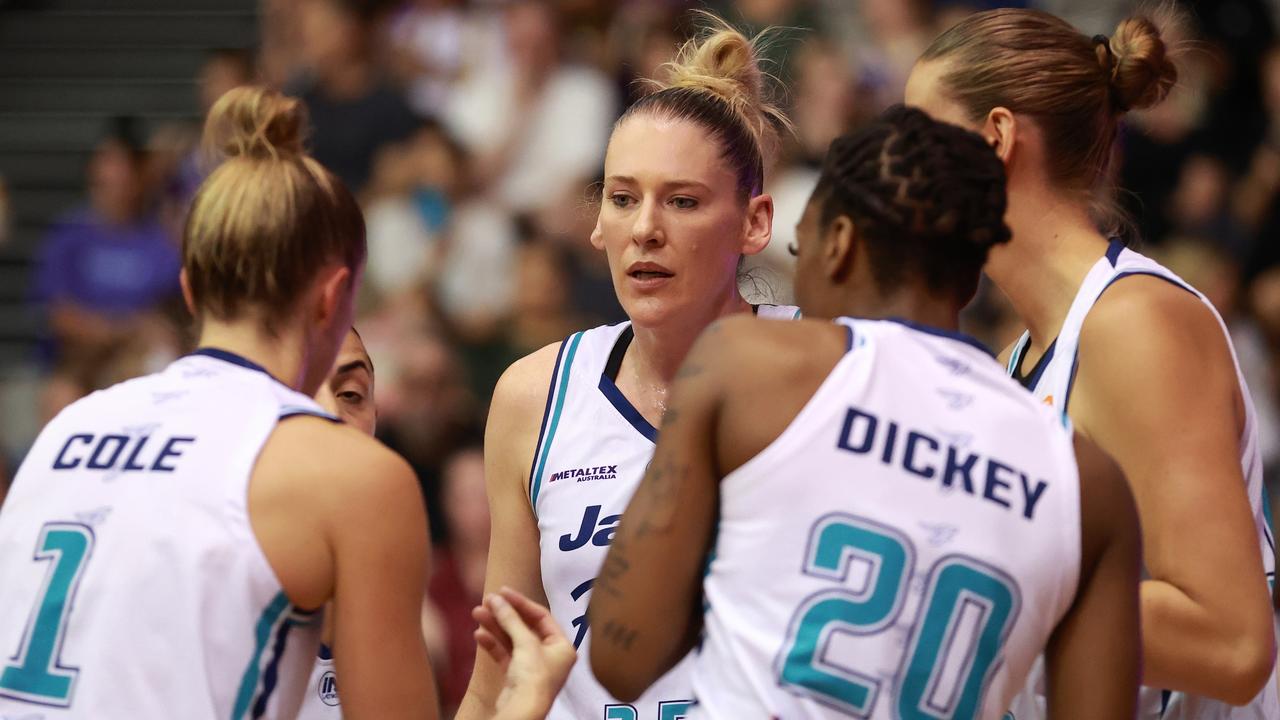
[823,215,857,281]
[984,107,1017,165]
[589,213,605,250]
[315,265,353,325]
[741,194,774,256]
[179,268,197,317]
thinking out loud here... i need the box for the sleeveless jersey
[1005,241,1279,720]
[297,645,340,718]
[688,318,1082,720]
[0,349,327,719]
[533,305,799,720]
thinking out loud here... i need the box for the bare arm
[1045,433,1141,719]
[588,323,727,701]
[252,418,438,720]
[1073,277,1275,702]
[455,344,559,720]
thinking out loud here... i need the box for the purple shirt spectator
[34,206,180,317]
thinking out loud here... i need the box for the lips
[626,261,674,281]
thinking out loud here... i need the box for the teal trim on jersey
[0,523,94,708]
[231,592,289,720]
[529,332,584,513]
[792,307,802,320]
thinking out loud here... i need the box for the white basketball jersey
[533,305,798,720]
[296,645,340,718]
[0,349,327,719]
[1005,241,1279,720]
[689,318,1083,720]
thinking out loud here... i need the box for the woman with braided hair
[456,15,797,720]
[587,104,1142,719]
[905,8,1277,719]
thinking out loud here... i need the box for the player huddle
[0,6,1275,720]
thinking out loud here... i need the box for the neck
[629,290,752,387]
[985,184,1111,346]
[845,286,962,333]
[197,319,312,393]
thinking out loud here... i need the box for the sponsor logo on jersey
[318,671,339,706]
[1043,395,1054,406]
[548,465,618,484]
[559,504,620,551]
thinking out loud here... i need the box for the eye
[609,193,634,209]
[337,390,364,404]
[670,196,698,210]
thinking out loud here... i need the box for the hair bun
[658,14,792,163]
[1105,14,1178,112]
[203,85,308,162]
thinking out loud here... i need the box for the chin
[621,293,684,329]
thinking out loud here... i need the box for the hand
[473,587,576,720]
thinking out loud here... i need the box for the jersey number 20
[776,513,1020,719]
[0,522,95,707]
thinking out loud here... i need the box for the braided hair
[814,105,1010,302]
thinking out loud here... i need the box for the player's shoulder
[492,338,568,421]
[1084,271,1219,353]
[263,416,416,500]
[695,314,847,384]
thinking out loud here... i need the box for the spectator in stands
[33,117,182,405]
[387,0,469,117]
[422,445,489,716]
[291,0,421,193]
[443,0,617,213]
[363,121,518,331]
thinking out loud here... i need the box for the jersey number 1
[0,522,95,707]
[777,513,1021,719]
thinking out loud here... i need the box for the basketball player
[456,18,797,720]
[0,87,437,718]
[905,10,1276,719]
[299,327,376,718]
[300,331,575,720]
[589,105,1141,719]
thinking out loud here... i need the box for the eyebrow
[333,359,373,379]
[604,175,713,193]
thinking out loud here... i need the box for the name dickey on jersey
[837,406,1049,520]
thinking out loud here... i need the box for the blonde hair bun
[203,85,307,162]
[657,15,792,163]
[1106,14,1178,112]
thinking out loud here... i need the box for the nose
[630,197,665,248]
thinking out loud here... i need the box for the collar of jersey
[189,347,292,386]
[880,317,993,356]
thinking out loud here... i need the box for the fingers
[487,592,537,646]
[474,627,511,666]
[472,604,513,656]
[498,586,568,645]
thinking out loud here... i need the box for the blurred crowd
[3,0,1280,713]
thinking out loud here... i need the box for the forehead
[332,331,373,376]
[605,114,736,186]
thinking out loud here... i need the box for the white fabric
[688,318,1081,719]
[0,352,326,719]
[534,306,798,720]
[1005,243,1279,720]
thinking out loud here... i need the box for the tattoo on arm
[600,619,638,650]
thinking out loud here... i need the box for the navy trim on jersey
[885,318,992,356]
[598,374,658,443]
[190,347,294,388]
[530,332,584,511]
[844,322,855,352]
[278,407,341,423]
[1013,339,1057,393]
[317,643,332,661]
[527,337,570,512]
[1105,238,1125,267]
[251,615,298,719]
